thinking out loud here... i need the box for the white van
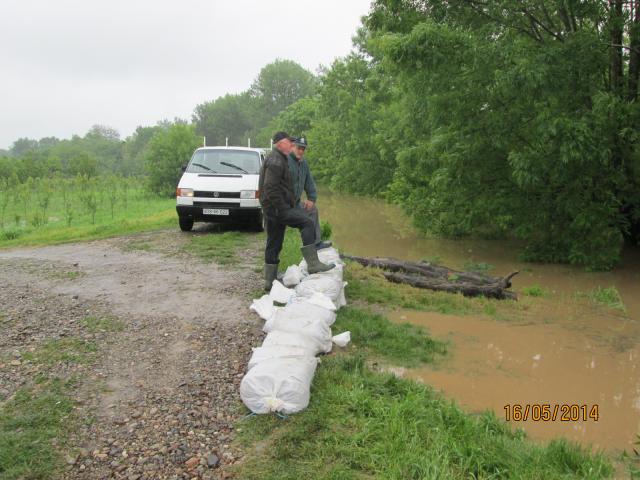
[176,146,266,231]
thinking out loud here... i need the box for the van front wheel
[179,216,194,232]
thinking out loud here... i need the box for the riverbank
[0,219,634,478]
[232,229,617,479]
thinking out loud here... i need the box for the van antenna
[270,139,273,150]
[248,138,251,148]
[225,137,228,148]
[203,136,206,147]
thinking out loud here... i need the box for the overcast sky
[0,0,372,149]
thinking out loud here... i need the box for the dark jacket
[288,153,317,204]
[259,148,295,212]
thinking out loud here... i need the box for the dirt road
[0,229,265,479]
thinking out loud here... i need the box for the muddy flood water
[319,190,640,453]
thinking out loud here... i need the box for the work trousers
[295,203,322,245]
[264,206,315,265]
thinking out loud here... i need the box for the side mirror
[181,165,187,172]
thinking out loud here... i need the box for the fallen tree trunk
[383,272,518,300]
[342,254,518,300]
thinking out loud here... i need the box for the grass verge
[236,355,612,479]
[0,379,75,479]
[0,204,175,249]
[334,307,446,367]
[185,230,257,265]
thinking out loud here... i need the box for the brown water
[319,190,640,452]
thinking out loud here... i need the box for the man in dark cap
[289,136,332,250]
[259,131,335,290]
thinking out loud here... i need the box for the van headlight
[240,190,258,199]
[176,188,194,197]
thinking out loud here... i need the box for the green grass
[0,191,175,249]
[334,307,446,367]
[185,230,256,265]
[21,338,97,366]
[344,262,508,315]
[463,260,494,273]
[521,284,548,297]
[80,315,125,333]
[236,355,613,480]
[579,286,626,313]
[0,378,75,479]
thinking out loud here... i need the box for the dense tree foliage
[296,0,639,270]
[192,60,317,147]
[144,123,201,197]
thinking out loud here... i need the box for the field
[0,176,176,247]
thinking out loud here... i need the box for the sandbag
[262,330,331,355]
[250,294,281,321]
[282,265,304,287]
[263,314,333,353]
[295,274,346,306]
[289,291,337,312]
[240,356,318,414]
[332,331,351,347]
[247,345,314,370]
[277,301,337,327]
[269,280,295,304]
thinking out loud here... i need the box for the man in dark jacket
[288,136,332,250]
[259,131,334,290]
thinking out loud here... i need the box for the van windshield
[187,149,261,174]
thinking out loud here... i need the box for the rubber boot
[301,244,335,274]
[264,263,279,291]
[315,240,333,250]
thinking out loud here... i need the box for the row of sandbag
[240,247,350,414]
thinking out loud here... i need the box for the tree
[10,138,38,157]
[249,59,317,128]
[145,123,200,197]
[256,96,319,147]
[193,93,253,146]
[360,0,640,269]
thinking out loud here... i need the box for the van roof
[195,146,267,153]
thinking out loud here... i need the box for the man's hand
[303,200,315,211]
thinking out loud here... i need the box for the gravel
[0,229,265,479]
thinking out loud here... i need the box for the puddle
[388,309,640,451]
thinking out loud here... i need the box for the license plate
[202,208,229,215]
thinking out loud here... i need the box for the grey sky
[0,0,372,149]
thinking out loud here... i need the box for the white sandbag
[247,345,313,370]
[282,265,304,287]
[262,330,331,355]
[290,291,337,312]
[250,294,281,321]
[263,315,333,353]
[277,300,337,327]
[295,275,345,306]
[269,280,295,304]
[240,356,318,414]
[332,331,351,347]
[338,282,348,307]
